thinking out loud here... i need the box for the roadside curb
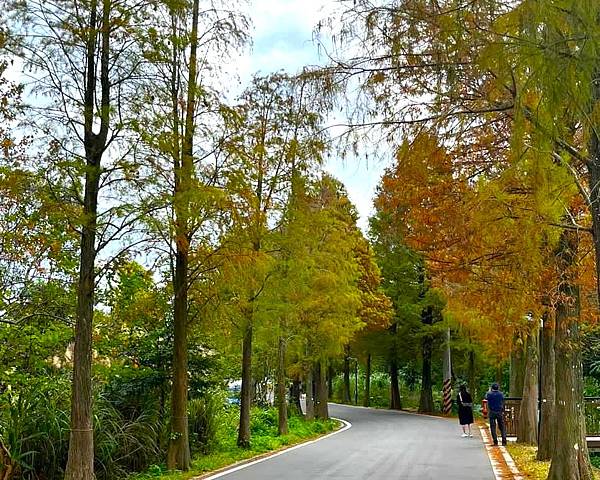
[479,425,524,480]
[193,418,351,480]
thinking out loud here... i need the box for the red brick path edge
[479,424,524,480]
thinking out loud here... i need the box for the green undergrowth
[506,444,600,480]
[129,408,339,480]
[330,372,424,410]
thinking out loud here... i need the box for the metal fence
[500,397,600,437]
[502,397,521,436]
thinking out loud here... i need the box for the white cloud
[239,0,389,232]
[237,0,329,80]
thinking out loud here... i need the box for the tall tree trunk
[587,67,600,304]
[537,311,556,461]
[418,337,434,413]
[65,162,100,480]
[166,0,199,469]
[277,336,288,435]
[364,353,371,407]
[419,306,434,413]
[419,342,434,413]
[548,231,593,480]
[290,379,302,415]
[315,361,329,419]
[343,345,351,403]
[65,159,101,480]
[65,1,110,477]
[510,337,526,397]
[328,365,334,399]
[305,370,314,420]
[468,348,477,401]
[517,332,538,444]
[167,250,191,469]
[237,322,253,447]
[389,358,402,410]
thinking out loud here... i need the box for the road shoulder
[479,425,524,480]
[192,418,351,480]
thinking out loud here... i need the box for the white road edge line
[198,418,352,480]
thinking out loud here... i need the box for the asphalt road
[207,403,495,480]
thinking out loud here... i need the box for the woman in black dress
[457,384,474,437]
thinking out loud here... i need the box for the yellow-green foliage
[278,175,365,368]
[506,444,550,479]
[506,444,600,480]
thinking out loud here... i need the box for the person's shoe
[469,433,473,437]
[493,442,499,446]
[502,441,507,446]
[461,433,468,437]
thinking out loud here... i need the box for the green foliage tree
[219,73,327,446]
[282,175,364,418]
[132,0,248,468]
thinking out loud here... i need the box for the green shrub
[188,393,222,454]
[94,396,162,479]
[0,376,163,480]
[369,372,391,408]
[249,407,278,436]
[0,376,70,480]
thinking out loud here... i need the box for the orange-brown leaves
[355,237,393,332]
[375,132,471,279]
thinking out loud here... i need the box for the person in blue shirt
[485,383,507,446]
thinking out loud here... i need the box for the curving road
[206,404,495,480]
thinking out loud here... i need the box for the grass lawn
[128,412,339,480]
[506,444,600,479]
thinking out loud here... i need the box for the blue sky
[241,0,390,232]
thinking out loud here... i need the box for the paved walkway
[205,403,496,480]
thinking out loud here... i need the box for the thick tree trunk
[166,0,199,469]
[315,361,329,419]
[237,322,253,447]
[468,349,477,401]
[65,165,100,479]
[364,353,371,407]
[343,345,351,403]
[64,172,99,480]
[166,251,191,469]
[277,336,288,435]
[419,306,434,413]
[517,332,538,444]
[305,370,314,420]
[418,337,434,413]
[389,358,402,410]
[587,68,600,304]
[65,1,110,477]
[290,379,302,414]
[537,312,556,461]
[510,339,526,398]
[548,231,593,480]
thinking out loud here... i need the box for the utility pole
[443,328,452,415]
